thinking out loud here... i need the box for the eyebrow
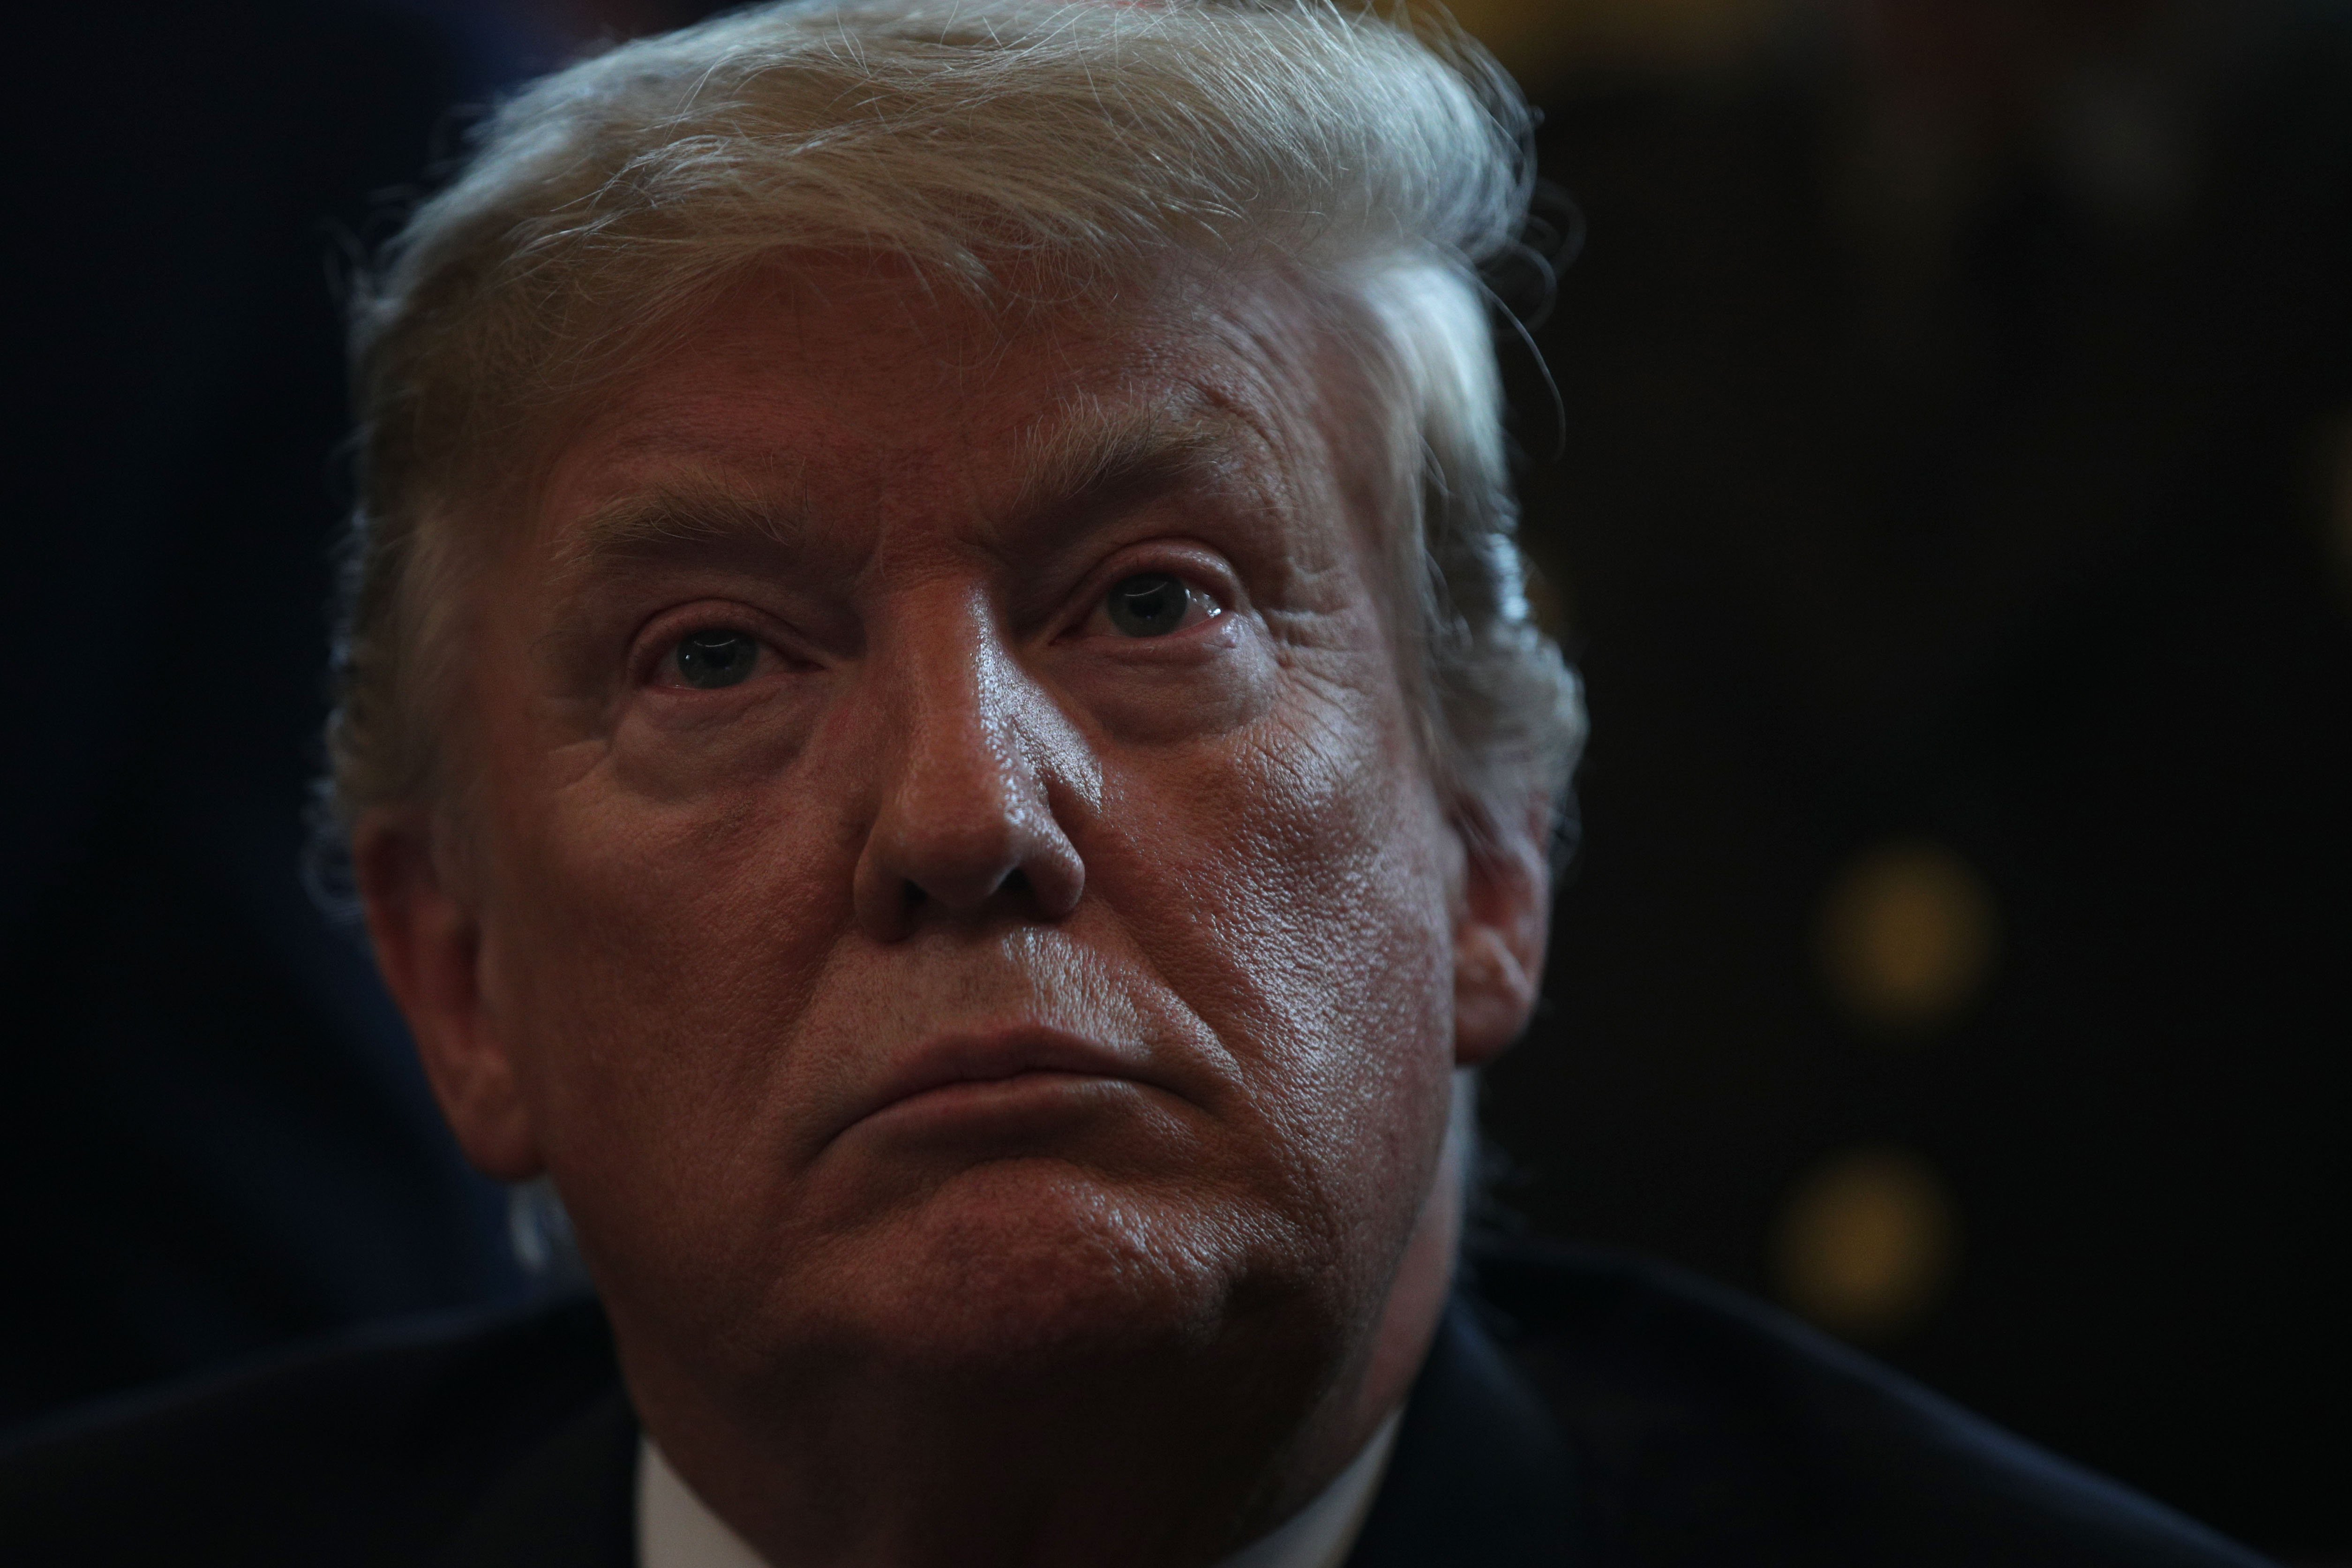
[1003,394,1238,530]
[553,394,1243,583]
[557,483,807,581]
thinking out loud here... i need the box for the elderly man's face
[366,256,1540,1410]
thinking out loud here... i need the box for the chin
[779,1157,1325,1383]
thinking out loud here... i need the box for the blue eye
[672,630,759,689]
[1105,573,1193,638]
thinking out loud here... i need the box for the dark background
[1,0,2344,1559]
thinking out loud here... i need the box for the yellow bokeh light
[1817,841,1999,1034]
[1773,1145,1957,1339]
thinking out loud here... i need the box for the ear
[353,811,543,1181]
[1451,794,1553,1067]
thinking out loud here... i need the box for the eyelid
[631,602,805,687]
[1060,543,1240,639]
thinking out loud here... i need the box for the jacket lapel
[1345,1298,1586,1568]
[438,1386,639,1568]
[424,1296,1578,1568]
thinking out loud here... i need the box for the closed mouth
[838,1025,1158,1141]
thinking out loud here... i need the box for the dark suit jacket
[0,1239,2268,1566]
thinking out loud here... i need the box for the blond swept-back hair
[327,0,1584,849]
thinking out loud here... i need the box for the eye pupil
[675,630,757,689]
[1105,573,1191,638]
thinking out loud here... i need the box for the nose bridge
[852,581,1086,937]
[894,587,1030,823]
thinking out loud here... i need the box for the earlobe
[1451,796,1552,1067]
[352,812,544,1182]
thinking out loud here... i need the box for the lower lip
[856,1070,1139,1140]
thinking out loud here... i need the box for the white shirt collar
[638,1408,1403,1568]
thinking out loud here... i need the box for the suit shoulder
[1464,1237,2269,1568]
[0,1294,618,1567]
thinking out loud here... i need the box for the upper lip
[838,1024,1156,1136]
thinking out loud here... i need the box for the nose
[850,591,1090,941]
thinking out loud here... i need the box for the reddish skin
[357,255,1549,1568]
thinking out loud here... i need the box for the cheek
[1248,723,1455,1141]
[476,774,843,1223]
[1104,663,1459,1231]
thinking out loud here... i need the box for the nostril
[1001,869,1030,899]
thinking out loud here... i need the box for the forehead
[526,253,1384,560]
